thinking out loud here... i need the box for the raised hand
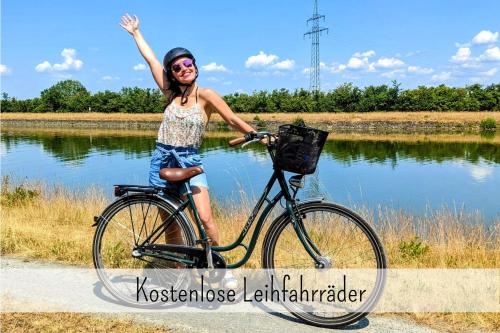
[120,14,139,35]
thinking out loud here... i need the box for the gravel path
[1,257,441,333]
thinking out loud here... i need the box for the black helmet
[163,47,195,70]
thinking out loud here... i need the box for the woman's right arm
[120,14,169,94]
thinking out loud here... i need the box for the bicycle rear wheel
[92,194,196,305]
[262,202,386,328]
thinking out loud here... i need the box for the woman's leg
[188,186,219,245]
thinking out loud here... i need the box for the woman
[120,14,256,246]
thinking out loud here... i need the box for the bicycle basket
[275,124,328,174]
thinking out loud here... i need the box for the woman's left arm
[202,89,256,134]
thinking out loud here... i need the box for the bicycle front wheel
[262,202,386,328]
[93,194,196,305]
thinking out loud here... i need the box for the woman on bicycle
[120,14,256,246]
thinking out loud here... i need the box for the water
[1,128,499,222]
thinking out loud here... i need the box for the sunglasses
[171,59,194,73]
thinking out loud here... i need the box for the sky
[1,0,500,99]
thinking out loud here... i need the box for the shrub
[480,118,497,131]
[399,237,430,258]
[292,117,306,127]
[1,176,40,207]
[253,115,266,128]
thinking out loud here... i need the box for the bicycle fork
[286,200,330,268]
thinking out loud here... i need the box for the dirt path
[0,257,442,333]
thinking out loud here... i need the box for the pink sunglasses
[171,59,194,73]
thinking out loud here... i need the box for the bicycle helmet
[163,47,198,86]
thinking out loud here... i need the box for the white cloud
[480,67,498,77]
[407,66,434,74]
[431,72,452,81]
[101,75,120,80]
[133,63,147,71]
[470,164,494,182]
[35,48,83,72]
[0,64,11,74]
[206,76,219,82]
[330,64,347,73]
[472,30,499,45]
[330,51,404,73]
[271,59,295,70]
[353,50,376,58]
[245,51,279,68]
[35,61,53,72]
[346,57,367,69]
[201,62,228,72]
[374,57,405,68]
[381,69,406,78]
[451,47,472,63]
[344,51,376,70]
[405,50,422,57]
[479,47,500,61]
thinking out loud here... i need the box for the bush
[480,118,497,131]
[253,115,266,128]
[292,117,306,126]
[399,237,429,258]
[1,176,40,207]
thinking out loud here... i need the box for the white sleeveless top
[157,95,206,149]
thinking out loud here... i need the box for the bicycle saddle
[159,167,203,182]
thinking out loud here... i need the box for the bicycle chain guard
[139,244,227,269]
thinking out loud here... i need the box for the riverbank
[2,125,499,144]
[2,112,500,133]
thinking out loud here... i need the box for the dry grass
[0,312,171,332]
[1,126,158,138]
[3,125,498,145]
[3,111,500,124]
[1,180,498,268]
[1,181,498,332]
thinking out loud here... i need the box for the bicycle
[92,125,387,328]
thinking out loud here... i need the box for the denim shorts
[149,142,209,195]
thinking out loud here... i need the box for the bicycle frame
[137,144,324,269]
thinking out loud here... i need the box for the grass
[1,180,499,332]
[3,111,500,125]
[0,311,171,332]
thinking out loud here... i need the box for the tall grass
[1,178,498,268]
[1,179,499,331]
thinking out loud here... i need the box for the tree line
[1,79,499,113]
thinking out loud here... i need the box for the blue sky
[1,0,499,99]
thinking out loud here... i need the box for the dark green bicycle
[92,125,387,328]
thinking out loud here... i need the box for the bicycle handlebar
[229,132,273,147]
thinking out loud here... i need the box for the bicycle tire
[92,193,196,305]
[262,201,387,328]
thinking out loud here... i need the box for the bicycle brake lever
[242,139,259,148]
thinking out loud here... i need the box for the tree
[40,80,90,112]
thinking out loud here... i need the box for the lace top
[157,95,206,149]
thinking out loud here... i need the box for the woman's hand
[120,14,139,36]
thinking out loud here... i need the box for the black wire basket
[275,124,328,175]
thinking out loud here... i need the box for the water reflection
[2,129,499,165]
[1,128,499,222]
